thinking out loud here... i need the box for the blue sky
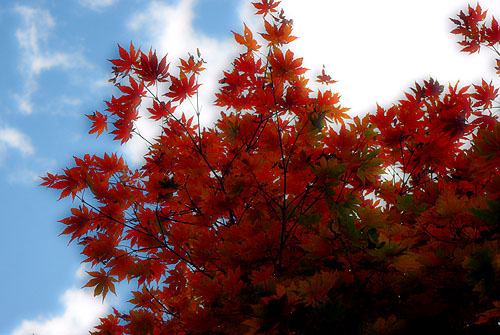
[1,0,500,334]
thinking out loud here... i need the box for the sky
[1,0,500,334]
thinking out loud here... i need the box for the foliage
[42,1,500,334]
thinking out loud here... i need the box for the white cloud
[240,0,500,115]
[12,265,110,335]
[14,6,54,56]
[79,0,118,11]
[12,289,109,335]
[0,125,34,156]
[13,5,88,114]
[30,52,74,75]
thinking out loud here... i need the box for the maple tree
[42,1,500,334]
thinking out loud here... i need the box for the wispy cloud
[79,0,118,11]
[7,157,57,185]
[0,125,34,156]
[12,265,110,335]
[13,5,88,114]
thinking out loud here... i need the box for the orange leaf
[261,19,297,46]
[252,0,280,15]
[83,269,117,300]
[232,24,260,52]
[316,66,337,85]
[179,55,205,74]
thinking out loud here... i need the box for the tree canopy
[42,1,500,334]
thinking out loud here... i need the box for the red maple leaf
[485,16,500,45]
[147,100,177,121]
[109,42,139,75]
[252,0,280,16]
[165,72,201,102]
[136,49,169,84]
[87,111,108,137]
[472,79,499,108]
[117,76,146,108]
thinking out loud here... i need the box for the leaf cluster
[42,1,500,334]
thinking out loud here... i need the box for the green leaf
[469,200,500,226]
[395,195,427,214]
[465,245,498,295]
